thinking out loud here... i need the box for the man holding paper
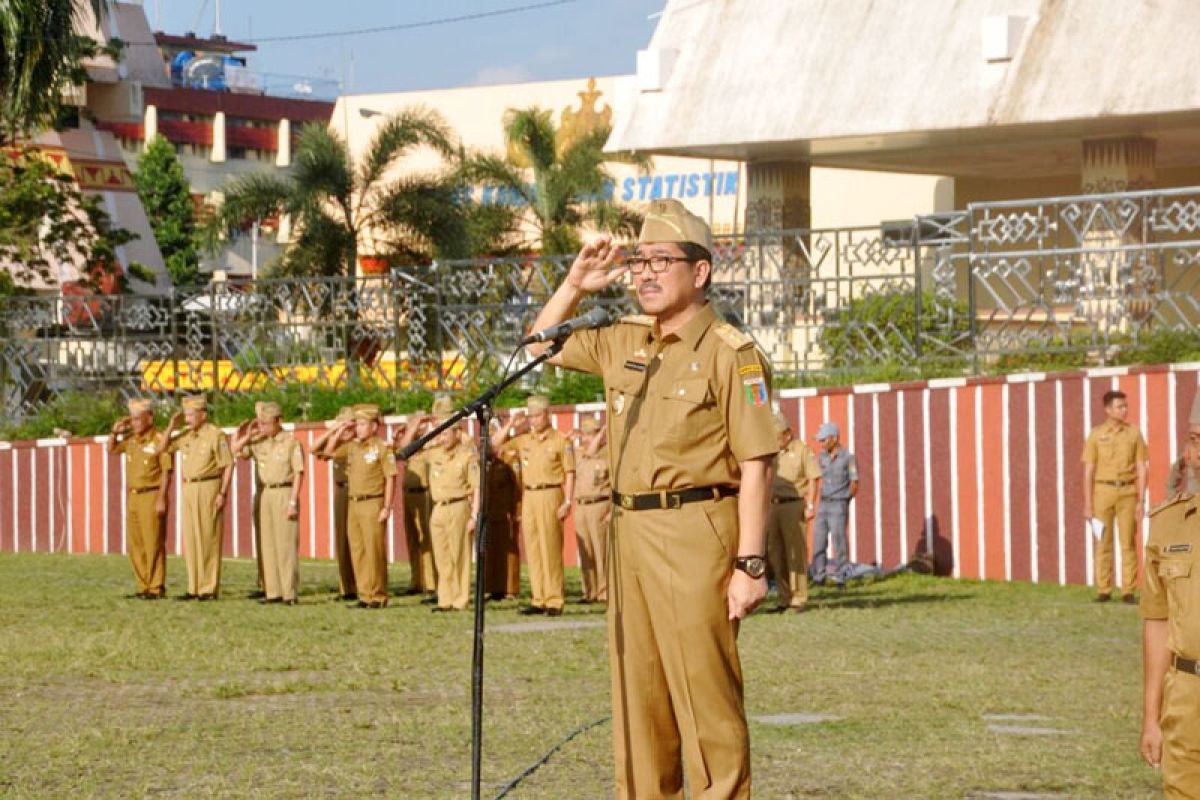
[1082,389,1148,604]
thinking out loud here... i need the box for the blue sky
[150,0,665,96]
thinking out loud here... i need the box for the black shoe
[546,608,563,617]
[258,597,282,605]
[282,599,298,606]
[403,587,422,596]
[576,598,594,605]
[355,601,370,609]
[248,590,266,600]
[339,593,358,602]
[520,606,546,616]
[431,606,453,613]
[1122,593,1136,604]
[487,592,505,602]
[1095,593,1111,603]
[420,594,438,604]
[197,594,216,602]
[176,593,198,602]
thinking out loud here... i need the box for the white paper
[1089,518,1105,540]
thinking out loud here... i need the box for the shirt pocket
[1159,558,1194,617]
[660,377,717,443]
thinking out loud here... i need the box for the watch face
[740,556,766,578]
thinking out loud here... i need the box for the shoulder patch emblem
[619,314,655,327]
[712,322,753,351]
[1150,494,1192,517]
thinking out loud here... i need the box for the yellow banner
[139,356,466,393]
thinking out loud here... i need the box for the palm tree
[0,0,111,143]
[466,107,648,255]
[211,106,514,277]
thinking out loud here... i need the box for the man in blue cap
[812,422,858,587]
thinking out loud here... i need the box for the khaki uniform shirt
[1141,494,1200,659]
[116,429,173,490]
[331,455,348,488]
[166,422,232,481]
[243,431,304,486]
[509,428,575,488]
[427,442,479,503]
[574,444,611,501]
[773,439,820,500]
[1081,420,1147,482]
[404,450,431,491]
[486,448,520,521]
[559,303,778,493]
[333,437,398,497]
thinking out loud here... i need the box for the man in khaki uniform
[573,416,611,603]
[232,402,305,605]
[485,416,523,600]
[394,399,446,598]
[420,409,479,611]
[324,404,397,609]
[1166,415,1200,497]
[1083,389,1149,603]
[528,199,777,798]
[1139,395,1200,797]
[498,395,574,616]
[768,412,820,613]
[159,396,233,600]
[109,399,173,599]
[314,406,356,599]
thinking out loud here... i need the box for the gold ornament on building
[506,78,612,167]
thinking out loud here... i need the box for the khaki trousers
[258,486,299,601]
[126,490,166,596]
[522,487,565,610]
[575,501,610,602]
[181,479,224,597]
[1093,482,1138,595]
[766,499,808,607]
[1161,668,1200,799]
[334,485,356,597]
[348,497,388,605]
[608,497,750,799]
[484,513,521,596]
[430,499,472,609]
[403,491,435,593]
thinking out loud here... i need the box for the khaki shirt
[404,450,431,491]
[166,422,232,481]
[333,437,398,497]
[243,431,304,486]
[115,429,173,490]
[486,449,520,521]
[509,428,575,488]
[1140,494,1200,659]
[331,455,348,489]
[773,439,820,500]
[427,442,479,503]
[559,303,778,493]
[574,444,611,501]
[1081,420,1147,483]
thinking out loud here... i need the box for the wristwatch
[734,555,767,579]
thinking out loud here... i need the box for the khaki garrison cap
[772,412,792,434]
[431,395,454,416]
[639,198,714,253]
[580,416,600,434]
[325,406,355,429]
[526,395,550,413]
[255,401,282,421]
[353,404,381,422]
[181,395,207,411]
[1191,393,1200,426]
[127,398,153,416]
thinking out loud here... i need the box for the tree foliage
[134,136,199,286]
[817,289,974,370]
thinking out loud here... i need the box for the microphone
[520,307,612,345]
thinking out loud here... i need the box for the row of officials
[108,392,824,612]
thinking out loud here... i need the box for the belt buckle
[620,494,633,510]
[667,492,683,510]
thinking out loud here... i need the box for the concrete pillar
[211,111,226,163]
[143,103,158,146]
[744,160,811,231]
[1081,136,1156,194]
[275,118,291,167]
[276,213,292,244]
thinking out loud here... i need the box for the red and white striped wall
[1,364,1196,586]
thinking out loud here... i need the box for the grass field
[0,553,1162,799]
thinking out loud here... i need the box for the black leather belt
[613,486,737,511]
[772,496,802,505]
[434,495,468,507]
[1173,654,1200,677]
[405,487,428,494]
[129,485,160,494]
[262,481,292,489]
[524,483,559,491]
[350,493,383,502]
[184,475,219,484]
[1097,479,1133,487]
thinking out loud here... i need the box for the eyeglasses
[624,256,695,275]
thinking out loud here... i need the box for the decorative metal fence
[3,185,1200,422]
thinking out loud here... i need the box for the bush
[817,290,972,371]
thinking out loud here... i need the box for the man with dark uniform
[485,416,523,600]
[323,404,397,609]
[1082,389,1148,603]
[159,396,233,601]
[394,399,445,598]
[109,398,173,599]
[1139,396,1200,797]
[768,412,820,613]
[313,406,356,599]
[573,416,611,604]
[498,395,575,616]
[232,402,305,605]
[422,408,480,611]
[528,198,777,798]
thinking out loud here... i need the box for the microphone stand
[398,336,566,800]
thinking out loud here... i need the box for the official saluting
[313,406,357,600]
[109,398,173,599]
[527,198,777,798]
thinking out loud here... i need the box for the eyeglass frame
[624,255,699,275]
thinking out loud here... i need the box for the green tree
[209,108,514,277]
[817,289,974,371]
[466,107,648,255]
[0,0,119,143]
[134,136,199,286]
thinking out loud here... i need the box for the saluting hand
[565,236,625,294]
[169,411,184,427]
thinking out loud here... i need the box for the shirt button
[677,389,685,397]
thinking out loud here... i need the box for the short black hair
[1103,390,1126,407]
[681,241,713,290]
